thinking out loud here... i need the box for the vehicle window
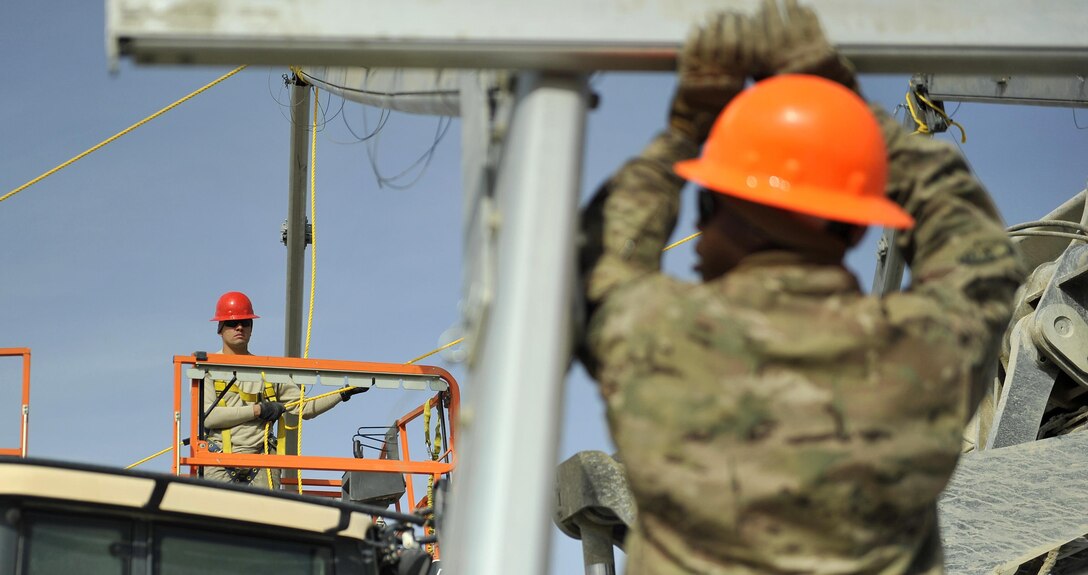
[154,525,332,575]
[22,513,131,575]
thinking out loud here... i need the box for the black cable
[317,90,346,131]
[367,115,453,190]
[343,105,390,143]
[437,392,449,464]
[200,375,238,439]
[949,132,978,175]
[1074,107,1088,130]
[297,69,460,98]
[341,504,427,525]
[269,70,294,110]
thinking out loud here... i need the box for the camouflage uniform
[579,107,1025,574]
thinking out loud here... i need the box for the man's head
[211,291,259,352]
[674,74,914,280]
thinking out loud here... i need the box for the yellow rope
[424,404,433,469]
[125,388,344,471]
[126,446,173,469]
[905,92,928,135]
[265,418,276,489]
[1,65,247,204]
[664,231,701,252]
[916,91,967,143]
[423,399,441,557]
[295,380,305,493]
[286,388,343,407]
[262,372,276,489]
[406,337,465,365]
[905,90,967,143]
[291,87,321,493]
[304,87,319,359]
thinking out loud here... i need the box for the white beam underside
[186,367,448,391]
[108,0,1088,73]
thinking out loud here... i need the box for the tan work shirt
[579,111,1024,574]
[203,373,341,455]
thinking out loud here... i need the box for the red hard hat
[211,291,259,321]
[674,75,914,229]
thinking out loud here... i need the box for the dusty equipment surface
[939,432,1088,575]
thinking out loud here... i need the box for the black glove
[669,11,758,143]
[256,401,286,422]
[753,0,860,93]
[340,386,369,402]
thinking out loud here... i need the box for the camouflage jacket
[579,108,1025,575]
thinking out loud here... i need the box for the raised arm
[876,107,1024,335]
[276,383,342,420]
[752,0,1024,406]
[580,13,756,306]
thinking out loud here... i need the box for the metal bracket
[280,219,312,246]
[988,242,1088,448]
[555,451,636,575]
[1030,242,1088,388]
[907,77,950,135]
[987,316,1060,449]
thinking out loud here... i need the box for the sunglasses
[222,319,253,329]
[697,188,718,225]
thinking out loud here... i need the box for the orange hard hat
[674,75,914,229]
[211,291,260,321]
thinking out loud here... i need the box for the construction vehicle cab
[0,458,439,574]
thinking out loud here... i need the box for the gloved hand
[753,0,859,93]
[669,11,757,143]
[256,401,286,422]
[339,385,369,402]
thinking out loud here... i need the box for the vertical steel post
[577,521,617,575]
[20,350,30,457]
[173,359,183,476]
[871,228,905,295]
[282,76,311,484]
[871,112,920,295]
[284,76,311,359]
[444,71,589,575]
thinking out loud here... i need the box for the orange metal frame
[172,354,458,512]
[0,348,31,458]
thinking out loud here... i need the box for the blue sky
[3,2,1088,573]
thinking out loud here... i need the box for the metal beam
[107,0,1088,74]
[443,71,588,575]
[920,73,1088,108]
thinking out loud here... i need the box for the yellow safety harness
[212,378,287,456]
[423,399,443,557]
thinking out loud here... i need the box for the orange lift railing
[172,353,458,512]
[0,348,31,458]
